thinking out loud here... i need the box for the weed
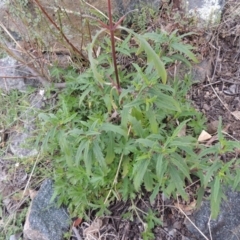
[36,1,240,226]
[2,0,240,238]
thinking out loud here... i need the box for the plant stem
[107,0,121,93]
[104,126,131,205]
[34,0,89,65]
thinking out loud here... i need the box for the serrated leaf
[122,157,130,178]
[121,107,130,130]
[83,140,91,175]
[124,99,145,108]
[58,130,72,166]
[151,90,181,112]
[120,27,167,84]
[38,113,50,122]
[213,176,220,203]
[143,32,165,43]
[150,183,160,204]
[171,136,196,147]
[88,28,108,85]
[210,184,222,219]
[204,161,222,187]
[86,131,101,136]
[169,165,188,200]
[68,128,84,137]
[79,88,92,106]
[170,154,191,181]
[170,54,192,67]
[196,186,205,209]
[233,169,240,190]
[144,172,154,191]
[156,154,168,181]
[119,88,133,103]
[133,159,150,191]
[171,42,198,63]
[176,31,198,39]
[146,109,158,134]
[129,115,144,137]
[136,138,156,148]
[197,146,219,159]
[164,120,190,147]
[131,107,144,121]
[105,132,115,164]
[41,127,56,151]
[93,141,106,169]
[75,140,87,165]
[101,123,127,138]
[62,113,77,124]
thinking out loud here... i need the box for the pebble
[203,103,210,111]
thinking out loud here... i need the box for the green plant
[36,0,240,231]
[0,203,28,240]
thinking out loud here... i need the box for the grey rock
[9,131,38,159]
[24,179,70,240]
[187,0,225,23]
[191,59,212,83]
[114,0,160,15]
[0,57,26,92]
[9,91,45,158]
[0,0,6,8]
[167,59,212,83]
[223,84,239,96]
[9,233,22,240]
[186,188,240,240]
[0,56,40,92]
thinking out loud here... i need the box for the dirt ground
[191,1,240,142]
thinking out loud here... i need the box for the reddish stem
[107,0,121,93]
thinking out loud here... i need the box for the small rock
[207,120,219,134]
[9,90,45,158]
[0,57,26,92]
[23,179,70,240]
[9,131,38,158]
[114,0,160,15]
[223,84,239,96]
[0,56,40,92]
[187,0,225,24]
[9,233,22,240]
[191,59,212,83]
[203,103,210,111]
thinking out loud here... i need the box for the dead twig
[72,226,83,240]
[209,77,240,121]
[33,0,89,64]
[207,214,213,240]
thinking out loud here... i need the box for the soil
[1,0,240,239]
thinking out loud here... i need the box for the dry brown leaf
[175,200,196,215]
[232,111,240,120]
[73,217,82,227]
[83,218,102,237]
[29,189,38,200]
[205,135,218,146]
[12,190,28,201]
[198,130,212,142]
